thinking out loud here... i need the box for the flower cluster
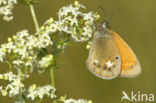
[0,0,17,21]
[0,72,25,97]
[38,54,53,69]
[0,1,99,75]
[0,30,52,75]
[0,1,98,103]
[0,72,56,102]
[0,1,99,76]
[27,84,56,100]
[40,1,99,42]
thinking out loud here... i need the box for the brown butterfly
[86,21,141,80]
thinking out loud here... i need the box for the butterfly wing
[87,30,121,79]
[109,29,141,77]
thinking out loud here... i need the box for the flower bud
[86,44,91,49]
[74,1,79,7]
[13,35,17,40]
[8,37,12,42]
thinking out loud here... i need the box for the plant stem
[50,66,57,103]
[50,67,55,87]
[22,95,28,103]
[28,3,56,103]
[37,99,42,103]
[29,4,40,31]
[6,61,12,71]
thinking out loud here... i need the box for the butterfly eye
[113,65,116,68]
[115,56,119,60]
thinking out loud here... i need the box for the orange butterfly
[86,21,141,79]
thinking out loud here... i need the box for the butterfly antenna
[99,6,108,21]
[109,11,114,26]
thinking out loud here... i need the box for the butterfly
[86,21,141,80]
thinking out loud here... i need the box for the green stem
[21,95,28,103]
[37,99,42,103]
[24,99,28,103]
[29,4,40,31]
[50,67,55,87]
[50,66,57,103]
[6,61,12,71]
[29,3,56,103]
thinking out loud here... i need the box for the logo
[121,91,154,102]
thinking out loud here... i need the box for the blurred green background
[0,0,156,103]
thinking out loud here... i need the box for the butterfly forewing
[109,29,141,77]
[87,29,121,79]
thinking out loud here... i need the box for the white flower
[38,55,53,68]
[12,60,24,65]
[83,12,95,22]
[0,72,25,97]
[0,48,6,62]
[0,29,53,73]
[27,85,56,100]
[0,0,17,21]
[35,1,99,43]
[35,1,97,42]
[57,2,97,41]
[3,72,15,81]
[6,42,16,53]
[27,88,37,100]
[0,1,97,103]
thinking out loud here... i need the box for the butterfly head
[102,21,110,28]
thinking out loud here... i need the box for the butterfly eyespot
[108,68,111,71]
[103,66,107,69]
[113,65,116,68]
[93,62,96,65]
[131,66,133,69]
[97,65,101,68]
[115,56,119,60]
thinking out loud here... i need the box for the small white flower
[0,72,25,97]
[0,48,6,62]
[12,60,23,65]
[38,55,53,69]
[0,0,17,21]
[27,88,37,100]
[27,85,56,100]
[0,28,53,73]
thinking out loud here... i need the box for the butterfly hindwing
[87,29,121,79]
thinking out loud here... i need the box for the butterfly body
[86,22,141,80]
